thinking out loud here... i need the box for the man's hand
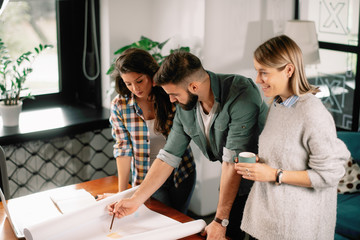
[107,198,142,218]
[201,221,227,240]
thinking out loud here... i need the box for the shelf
[0,104,110,145]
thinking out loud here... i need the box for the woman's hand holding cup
[234,152,276,182]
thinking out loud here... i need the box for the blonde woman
[235,35,350,240]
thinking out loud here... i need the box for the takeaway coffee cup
[235,152,256,163]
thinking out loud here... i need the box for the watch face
[222,219,229,227]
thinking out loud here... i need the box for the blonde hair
[254,35,319,97]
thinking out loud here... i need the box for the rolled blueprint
[24,187,138,240]
[120,219,206,240]
[24,186,205,240]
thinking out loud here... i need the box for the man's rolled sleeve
[222,147,237,163]
[157,149,182,168]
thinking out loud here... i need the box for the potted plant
[107,35,190,74]
[0,38,52,126]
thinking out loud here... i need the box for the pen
[110,214,115,231]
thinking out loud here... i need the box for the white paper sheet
[6,188,63,238]
[50,188,96,214]
[24,187,206,240]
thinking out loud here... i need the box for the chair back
[337,131,360,164]
[0,146,10,199]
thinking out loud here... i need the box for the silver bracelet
[276,168,283,185]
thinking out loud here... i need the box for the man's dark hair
[154,51,204,86]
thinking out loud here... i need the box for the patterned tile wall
[3,128,116,198]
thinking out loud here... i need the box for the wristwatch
[213,217,229,227]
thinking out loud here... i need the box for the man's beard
[177,90,198,110]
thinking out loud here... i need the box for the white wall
[100,0,294,109]
[202,0,294,78]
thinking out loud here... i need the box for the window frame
[22,0,102,111]
[295,0,360,132]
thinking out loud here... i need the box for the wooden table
[0,176,205,240]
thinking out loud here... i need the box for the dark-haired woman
[108,48,195,213]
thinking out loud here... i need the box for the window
[0,0,102,109]
[302,0,359,46]
[0,0,59,96]
[298,0,360,131]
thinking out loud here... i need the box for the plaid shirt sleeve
[173,145,195,187]
[110,98,133,158]
[109,95,151,186]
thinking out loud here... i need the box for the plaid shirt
[110,94,195,187]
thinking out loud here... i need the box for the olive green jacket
[158,71,268,167]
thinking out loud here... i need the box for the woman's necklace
[137,99,154,113]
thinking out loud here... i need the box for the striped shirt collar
[273,95,299,108]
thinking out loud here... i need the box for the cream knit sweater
[241,93,350,240]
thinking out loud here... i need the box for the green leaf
[179,46,190,52]
[108,36,191,80]
[140,36,153,42]
[135,38,160,51]
[149,40,160,50]
[158,38,170,50]
[106,63,115,75]
[134,39,151,50]
[23,93,35,100]
[169,46,190,55]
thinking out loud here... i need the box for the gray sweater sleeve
[302,98,350,189]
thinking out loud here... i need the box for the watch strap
[213,217,229,227]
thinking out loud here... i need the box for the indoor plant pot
[0,100,22,126]
[0,38,52,127]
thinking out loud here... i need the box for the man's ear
[188,82,199,93]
